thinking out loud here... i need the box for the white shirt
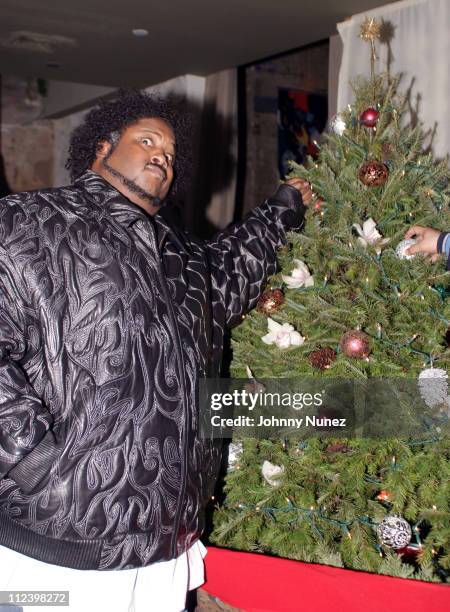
[0,540,207,612]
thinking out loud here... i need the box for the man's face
[94,117,176,210]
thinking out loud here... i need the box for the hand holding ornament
[403,225,442,262]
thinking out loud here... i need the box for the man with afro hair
[0,89,312,611]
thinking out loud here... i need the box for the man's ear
[95,140,112,160]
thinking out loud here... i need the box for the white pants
[0,541,207,612]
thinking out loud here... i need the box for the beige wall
[2,121,54,193]
[1,75,55,193]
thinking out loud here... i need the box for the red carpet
[203,547,449,612]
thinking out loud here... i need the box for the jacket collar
[75,170,174,251]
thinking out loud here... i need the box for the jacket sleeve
[0,241,53,480]
[206,183,306,329]
[437,232,450,270]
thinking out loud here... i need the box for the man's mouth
[145,164,166,180]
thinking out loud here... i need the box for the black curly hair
[66,89,191,197]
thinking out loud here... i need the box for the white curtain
[337,0,450,158]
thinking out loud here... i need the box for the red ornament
[376,490,391,502]
[360,107,379,128]
[314,198,323,212]
[339,330,371,359]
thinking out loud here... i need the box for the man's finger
[404,225,423,240]
[285,178,310,188]
[299,188,313,205]
[405,243,422,255]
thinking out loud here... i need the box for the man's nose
[150,150,167,169]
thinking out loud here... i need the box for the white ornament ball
[418,368,448,408]
[329,114,346,136]
[261,460,285,487]
[377,515,412,549]
[395,239,417,260]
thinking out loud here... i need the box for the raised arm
[206,181,309,329]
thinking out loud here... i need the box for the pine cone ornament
[309,347,337,370]
[381,141,395,161]
[326,442,350,454]
[256,289,285,315]
[358,160,389,187]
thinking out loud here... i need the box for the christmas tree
[210,19,450,582]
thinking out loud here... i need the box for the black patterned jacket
[0,171,305,569]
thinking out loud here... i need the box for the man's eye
[166,154,174,165]
[142,137,152,146]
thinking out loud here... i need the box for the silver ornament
[377,515,412,549]
[418,367,448,408]
[329,114,346,136]
[395,239,416,260]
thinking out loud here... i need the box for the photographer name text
[210,415,347,428]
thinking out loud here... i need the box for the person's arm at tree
[206,179,312,329]
[404,225,450,269]
[0,221,54,481]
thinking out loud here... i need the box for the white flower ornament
[261,317,305,349]
[262,460,285,486]
[352,218,389,254]
[282,259,314,289]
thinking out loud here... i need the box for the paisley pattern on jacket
[0,171,305,569]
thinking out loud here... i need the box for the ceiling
[0,0,393,88]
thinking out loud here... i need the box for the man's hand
[404,225,441,261]
[284,178,313,207]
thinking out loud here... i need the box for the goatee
[102,159,163,208]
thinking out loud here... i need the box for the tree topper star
[359,17,381,42]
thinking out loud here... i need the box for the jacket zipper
[144,220,190,559]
